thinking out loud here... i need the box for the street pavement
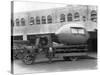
[13,52,97,74]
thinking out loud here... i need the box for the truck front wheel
[22,54,35,65]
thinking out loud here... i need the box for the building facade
[12,5,97,40]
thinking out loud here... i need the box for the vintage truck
[12,23,89,65]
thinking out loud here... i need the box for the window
[71,27,85,35]
[71,28,78,34]
[30,17,34,25]
[13,36,23,40]
[21,18,25,26]
[36,16,40,24]
[27,35,36,45]
[67,13,73,22]
[60,14,65,22]
[42,16,46,24]
[78,29,85,34]
[83,16,86,21]
[27,35,35,40]
[74,12,80,21]
[91,10,97,22]
[16,18,20,26]
[47,15,52,23]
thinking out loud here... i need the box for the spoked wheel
[22,54,35,65]
[69,56,78,61]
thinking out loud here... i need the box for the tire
[69,56,78,61]
[22,54,35,65]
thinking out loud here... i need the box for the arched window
[36,16,40,24]
[67,13,73,22]
[30,17,34,25]
[16,18,20,26]
[42,16,46,24]
[83,16,86,22]
[60,14,65,22]
[47,15,52,23]
[74,12,80,21]
[91,10,97,22]
[21,18,25,26]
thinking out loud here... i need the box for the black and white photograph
[11,1,97,74]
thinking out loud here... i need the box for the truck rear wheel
[22,54,35,65]
[69,56,78,61]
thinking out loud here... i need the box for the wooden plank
[53,44,88,49]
